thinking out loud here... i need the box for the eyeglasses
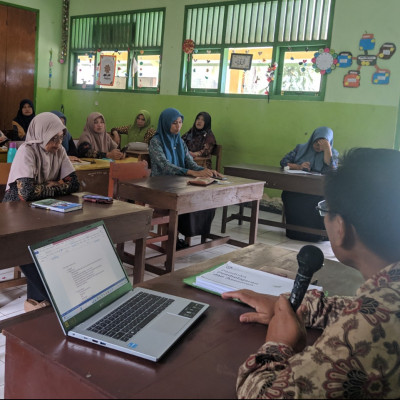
[49,134,65,144]
[316,200,329,217]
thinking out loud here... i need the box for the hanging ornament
[48,49,53,89]
[59,0,69,64]
[182,39,195,62]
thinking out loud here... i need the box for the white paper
[195,261,322,296]
[284,169,322,176]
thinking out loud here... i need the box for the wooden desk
[74,158,138,196]
[117,175,264,275]
[223,164,326,236]
[3,243,364,399]
[0,192,153,286]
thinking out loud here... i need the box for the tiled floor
[0,206,337,397]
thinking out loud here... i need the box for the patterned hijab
[13,99,36,133]
[6,112,74,190]
[293,126,339,173]
[127,110,153,143]
[154,108,186,168]
[78,112,116,153]
[51,110,72,153]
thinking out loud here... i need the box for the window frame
[68,8,165,93]
[179,0,336,100]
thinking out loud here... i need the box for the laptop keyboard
[88,292,174,342]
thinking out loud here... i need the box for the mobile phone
[82,194,113,204]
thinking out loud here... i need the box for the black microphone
[289,245,324,311]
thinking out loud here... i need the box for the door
[0,4,37,131]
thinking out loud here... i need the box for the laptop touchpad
[150,313,189,334]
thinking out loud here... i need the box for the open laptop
[28,221,209,362]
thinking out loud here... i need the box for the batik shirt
[237,262,400,399]
[3,173,80,202]
[149,136,203,177]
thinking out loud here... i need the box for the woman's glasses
[316,200,329,217]
[49,133,65,144]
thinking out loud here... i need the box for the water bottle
[7,142,17,163]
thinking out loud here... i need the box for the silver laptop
[28,221,209,362]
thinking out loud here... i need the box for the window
[69,9,165,92]
[180,0,335,100]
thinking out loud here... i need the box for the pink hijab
[6,112,74,190]
[78,112,117,153]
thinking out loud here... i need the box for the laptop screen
[29,221,132,333]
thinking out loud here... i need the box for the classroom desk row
[2,243,364,399]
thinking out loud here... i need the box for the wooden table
[2,243,364,399]
[0,192,153,287]
[223,164,326,236]
[74,157,138,196]
[117,175,265,275]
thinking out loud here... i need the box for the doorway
[0,4,37,131]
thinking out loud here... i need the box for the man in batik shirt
[222,148,400,399]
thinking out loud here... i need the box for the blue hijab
[154,108,186,168]
[294,126,338,172]
[51,110,72,153]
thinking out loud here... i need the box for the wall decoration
[48,49,53,89]
[99,55,116,86]
[230,53,253,70]
[59,0,69,64]
[337,33,395,87]
[312,48,338,74]
[182,39,195,62]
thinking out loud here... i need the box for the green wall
[7,0,400,196]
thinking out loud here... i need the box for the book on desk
[184,261,322,296]
[30,198,83,213]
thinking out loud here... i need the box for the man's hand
[221,289,278,325]
[265,295,307,353]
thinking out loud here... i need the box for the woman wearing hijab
[51,110,79,160]
[3,112,80,312]
[149,107,222,247]
[280,126,339,242]
[12,99,36,140]
[111,109,156,150]
[181,111,217,169]
[77,112,124,159]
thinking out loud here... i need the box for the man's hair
[324,147,400,262]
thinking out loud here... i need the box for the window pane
[76,54,95,85]
[223,47,273,95]
[190,53,220,89]
[135,54,160,89]
[98,51,128,90]
[281,50,321,92]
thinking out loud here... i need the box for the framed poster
[99,55,116,86]
[229,53,253,70]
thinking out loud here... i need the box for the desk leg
[133,238,146,284]
[221,206,228,233]
[249,199,260,244]
[165,210,178,273]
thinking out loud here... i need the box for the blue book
[30,198,83,213]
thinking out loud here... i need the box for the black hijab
[13,99,36,133]
[185,111,212,141]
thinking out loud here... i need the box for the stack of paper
[192,262,322,296]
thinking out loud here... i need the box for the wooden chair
[0,163,27,290]
[108,160,170,264]
[193,144,222,172]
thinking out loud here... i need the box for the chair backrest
[108,160,150,198]
[0,162,11,200]
[212,144,222,172]
[0,163,11,185]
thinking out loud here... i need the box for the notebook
[28,221,209,362]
